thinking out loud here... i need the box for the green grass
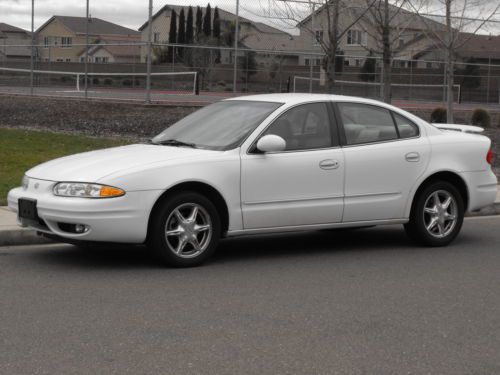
[0,128,132,205]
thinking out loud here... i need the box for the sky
[0,0,498,34]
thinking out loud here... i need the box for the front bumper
[7,178,162,244]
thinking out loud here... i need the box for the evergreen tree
[167,10,177,61]
[203,4,212,37]
[186,6,194,44]
[177,8,186,58]
[195,6,203,39]
[213,7,221,39]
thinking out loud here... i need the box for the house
[0,23,31,62]
[397,32,500,67]
[36,16,140,63]
[295,0,446,67]
[77,39,141,64]
[138,4,301,65]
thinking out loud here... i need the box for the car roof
[225,93,387,107]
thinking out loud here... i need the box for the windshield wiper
[150,139,198,148]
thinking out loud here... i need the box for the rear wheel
[149,192,221,267]
[404,181,464,247]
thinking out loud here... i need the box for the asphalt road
[1,216,500,375]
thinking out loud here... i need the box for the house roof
[0,23,29,34]
[37,16,140,36]
[77,40,141,58]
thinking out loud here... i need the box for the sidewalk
[1,188,499,247]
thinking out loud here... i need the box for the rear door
[335,102,431,222]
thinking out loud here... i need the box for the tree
[178,8,186,58]
[360,51,377,81]
[196,6,203,39]
[213,6,221,39]
[261,0,377,92]
[203,4,212,37]
[167,10,177,61]
[409,0,500,122]
[186,6,194,44]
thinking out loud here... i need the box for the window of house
[153,32,160,43]
[426,62,432,69]
[338,103,398,145]
[398,38,405,48]
[65,58,71,62]
[56,58,63,62]
[61,37,72,48]
[305,59,310,66]
[262,103,334,151]
[43,36,50,48]
[347,29,366,45]
[314,30,324,45]
[95,56,109,63]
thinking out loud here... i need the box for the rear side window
[393,113,419,138]
[338,103,398,145]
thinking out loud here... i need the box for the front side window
[338,103,398,145]
[152,101,282,151]
[262,103,334,151]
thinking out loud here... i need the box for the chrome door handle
[319,159,340,170]
[405,152,420,162]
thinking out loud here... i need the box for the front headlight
[53,183,125,198]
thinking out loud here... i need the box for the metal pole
[233,0,240,93]
[30,0,34,96]
[146,0,153,103]
[84,0,89,99]
[486,56,491,104]
[309,3,315,93]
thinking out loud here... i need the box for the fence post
[84,0,89,99]
[486,56,491,104]
[30,0,34,96]
[146,0,153,104]
[233,0,240,93]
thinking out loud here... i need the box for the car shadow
[27,225,475,270]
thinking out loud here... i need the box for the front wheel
[404,181,464,247]
[149,192,221,267]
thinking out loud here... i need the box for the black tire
[148,191,221,267]
[404,181,464,247]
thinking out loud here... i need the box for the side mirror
[256,135,286,153]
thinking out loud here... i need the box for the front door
[240,102,345,229]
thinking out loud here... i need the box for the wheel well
[147,182,230,241]
[411,171,469,213]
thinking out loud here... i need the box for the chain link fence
[0,0,499,107]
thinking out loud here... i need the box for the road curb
[0,228,53,247]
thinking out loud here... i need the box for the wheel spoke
[425,206,438,215]
[442,197,452,210]
[426,217,438,231]
[174,209,187,224]
[437,222,444,236]
[432,192,441,206]
[166,226,183,237]
[188,206,199,223]
[194,224,210,233]
[176,237,187,254]
[444,213,456,221]
[190,237,202,252]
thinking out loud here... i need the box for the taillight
[486,149,494,165]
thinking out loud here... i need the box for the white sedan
[8,94,497,266]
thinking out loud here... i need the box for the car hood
[26,144,214,183]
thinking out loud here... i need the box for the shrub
[92,78,100,85]
[122,79,133,86]
[217,80,226,87]
[430,107,447,123]
[104,78,113,86]
[471,108,491,128]
[134,79,141,86]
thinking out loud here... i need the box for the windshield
[152,100,282,150]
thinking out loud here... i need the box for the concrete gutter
[1,188,499,247]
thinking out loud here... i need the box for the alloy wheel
[423,190,458,239]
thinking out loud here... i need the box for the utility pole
[30,0,34,96]
[146,0,153,103]
[233,0,240,93]
[84,0,89,99]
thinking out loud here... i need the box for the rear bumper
[7,180,163,244]
[460,170,498,212]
